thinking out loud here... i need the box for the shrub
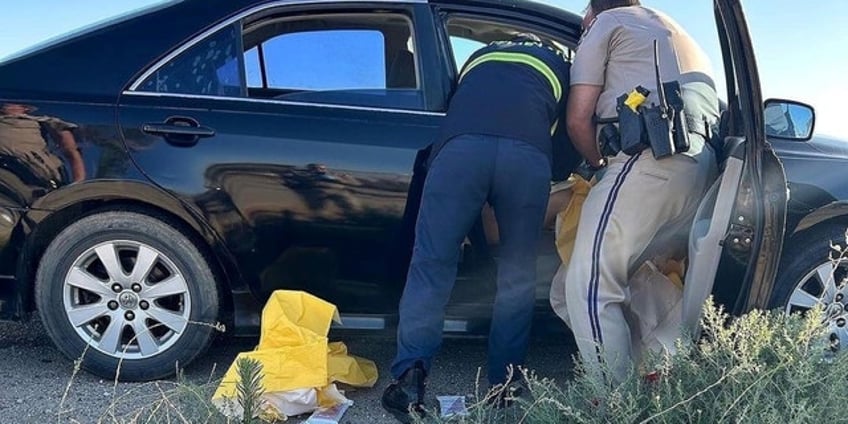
[429,299,847,424]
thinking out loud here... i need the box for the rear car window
[137,23,244,97]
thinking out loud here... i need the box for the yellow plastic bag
[258,290,339,350]
[328,342,378,387]
[554,175,593,267]
[212,290,378,419]
[549,175,593,326]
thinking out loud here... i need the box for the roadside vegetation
[429,299,847,424]
[57,242,848,424]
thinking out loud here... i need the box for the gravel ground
[0,320,577,423]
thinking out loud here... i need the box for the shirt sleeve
[40,116,78,132]
[570,13,618,86]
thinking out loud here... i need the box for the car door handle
[142,123,215,137]
[142,116,215,146]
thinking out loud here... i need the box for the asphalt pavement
[0,320,577,424]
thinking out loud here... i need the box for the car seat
[387,50,416,89]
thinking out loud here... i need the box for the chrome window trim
[128,0,426,91]
[121,90,447,117]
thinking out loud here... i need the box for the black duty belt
[595,113,712,140]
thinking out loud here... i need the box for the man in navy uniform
[381,33,576,422]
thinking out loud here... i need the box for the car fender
[792,201,848,235]
[15,179,248,312]
[29,180,206,230]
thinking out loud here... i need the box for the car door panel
[117,4,450,316]
[715,0,788,313]
[682,0,789,333]
[745,148,788,309]
[682,139,746,333]
[119,93,444,316]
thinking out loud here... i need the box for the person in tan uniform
[0,103,85,189]
[560,0,719,382]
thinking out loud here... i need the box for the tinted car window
[136,11,423,110]
[246,30,388,91]
[242,12,423,110]
[138,23,244,97]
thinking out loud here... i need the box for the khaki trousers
[555,147,716,381]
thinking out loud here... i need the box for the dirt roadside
[0,320,576,423]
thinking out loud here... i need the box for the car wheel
[770,222,848,352]
[35,211,220,381]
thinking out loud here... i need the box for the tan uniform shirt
[571,6,720,157]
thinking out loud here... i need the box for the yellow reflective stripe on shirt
[459,51,562,102]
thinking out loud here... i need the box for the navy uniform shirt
[431,38,573,175]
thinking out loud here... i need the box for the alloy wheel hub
[117,290,140,310]
[786,261,848,353]
[826,309,848,352]
[63,240,191,359]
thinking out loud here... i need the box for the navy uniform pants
[390,133,551,385]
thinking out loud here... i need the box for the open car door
[682,0,789,335]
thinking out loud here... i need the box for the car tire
[769,222,847,313]
[35,211,220,381]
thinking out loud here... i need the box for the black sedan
[0,0,844,381]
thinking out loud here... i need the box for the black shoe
[381,361,428,423]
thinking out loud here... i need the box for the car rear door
[116,2,449,318]
[682,0,789,333]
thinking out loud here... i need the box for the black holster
[665,81,690,154]
[599,123,621,157]
[641,104,675,159]
[616,93,650,155]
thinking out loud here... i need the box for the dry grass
[58,237,848,423]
